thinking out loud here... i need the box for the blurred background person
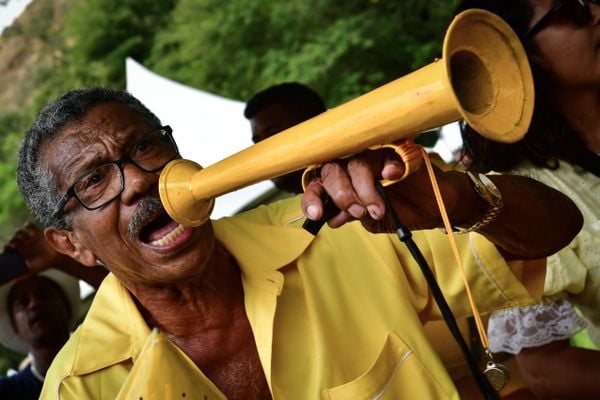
[0,223,106,399]
[454,0,600,398]
[244,82,327,195]
[0,269,79,400]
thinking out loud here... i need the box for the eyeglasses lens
[130,129,178,171]
[74,164,123,209]
[568,0,592,25]
[525,0,594,41]
[74,128,177,209]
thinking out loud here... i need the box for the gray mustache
[128,196,164,239]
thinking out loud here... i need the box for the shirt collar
[71,273,151,375]
[213,198,315,285]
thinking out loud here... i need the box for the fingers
[301,163,357,228]
[300,146,454,233]
[6,223,37,248]
[301,161,364,228]
[345,157,384,220]
[381,157,407,182]
[301,153,393,229]
[301,179,326,221]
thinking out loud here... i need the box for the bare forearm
[447,173,583,259]
[517,341,600,399]
[301,154,582,260]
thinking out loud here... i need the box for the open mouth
[139,211,186,247]
[28,312,49,327]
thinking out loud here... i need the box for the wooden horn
[159,9,534,227]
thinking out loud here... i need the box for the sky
[0,0,33,35]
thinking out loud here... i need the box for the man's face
[250,103,308,194]
[250,102,306,144]
[9,276,70,347]
[43,102,215,288]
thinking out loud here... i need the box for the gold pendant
[483,360,509,391]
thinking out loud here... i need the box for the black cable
[374,182,500,400]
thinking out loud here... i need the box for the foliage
[148,0,457,105]
[62,0,174,87]
[0,112,32,240]
[0,0,458,232]
[0,344,24,375]
[0,0,175,238]
[0,0,458,233]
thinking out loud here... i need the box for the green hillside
[0,0,457,239]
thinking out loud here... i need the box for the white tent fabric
[125,58,275,219]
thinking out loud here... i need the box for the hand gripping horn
[159,9,534,227]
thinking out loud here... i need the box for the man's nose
[120,163,158,206]
[25,295,44,311]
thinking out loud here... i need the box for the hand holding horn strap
[301,140,424,235]
[301,139,424,192]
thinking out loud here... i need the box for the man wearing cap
[0,269,80,400]
[0,223,99,400]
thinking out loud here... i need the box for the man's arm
[4,223,108,288]
[465,173,581,260]
[301,150,582,260]
[516,340,600,399]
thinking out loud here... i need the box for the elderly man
[17,88,581,399]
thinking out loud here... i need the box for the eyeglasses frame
[52,125,179,217]
[523,0,592,42]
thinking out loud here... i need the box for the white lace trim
[487,299,586,354]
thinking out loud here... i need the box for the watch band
[440,171,503,234]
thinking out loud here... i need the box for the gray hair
[17,87,162,229]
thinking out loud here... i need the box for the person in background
[244,82,327,194]
[0,267,79,399]
[20,87,582,399]
[0,223,107,399]
[455,0,600,398]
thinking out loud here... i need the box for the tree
[61,0,175,88]
[0,0,458,236]
[148,0,457,106]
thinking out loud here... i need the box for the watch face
[478,173,502,199]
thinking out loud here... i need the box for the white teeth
[150,224,185,246]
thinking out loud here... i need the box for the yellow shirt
[40,197,543,400]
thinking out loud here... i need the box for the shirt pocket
[322,331,452,400]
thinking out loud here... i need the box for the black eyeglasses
[52,125,179,217]
[524,0,596,42]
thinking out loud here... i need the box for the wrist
[441,171,503,234]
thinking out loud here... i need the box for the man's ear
[44,228,97,267]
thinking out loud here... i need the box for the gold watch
[441,171,503,234]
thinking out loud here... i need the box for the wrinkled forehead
[41,102,154,187]
[59,101,151,146]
